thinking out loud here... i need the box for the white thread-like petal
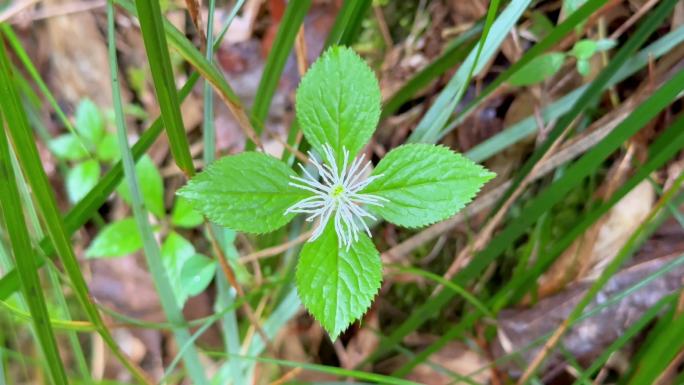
[284,144,388,248]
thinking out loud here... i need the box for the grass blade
[381,23,482,119]
[0,52,68,385]
[441,0,608,141]
[492,0,679,214]
[325,0,371,47]
[0,28,154,385]
[375,66,684,367]
[0,11,238,302]
[1,25,91,157]
[107,3,208,383]
[133,0,194,175]
[465,22,684,163]
[248,0,311,150]
[407,0,528,144]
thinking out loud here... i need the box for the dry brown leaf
[495,239,684,380]
[536,175,654,298]
[44,7,112,107]
[406,342,491,385]
[184,0,206,51]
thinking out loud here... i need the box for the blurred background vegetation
[0,0,684,384]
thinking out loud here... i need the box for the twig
[0,0,39,23]
[609,0,659,40]
[373,4,393,48]
[240,230,313,263]
[269,367,303,385]
[205,223,276,355]
[294,25,308,76]
[266,130,309,164]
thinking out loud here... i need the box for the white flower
[285,144,388,249]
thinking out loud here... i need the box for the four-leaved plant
[178,46,495,339]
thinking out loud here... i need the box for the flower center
[330,184,345,198]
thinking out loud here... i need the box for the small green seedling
[508,38,616,86]
[179,46,495,339]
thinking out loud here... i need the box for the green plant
[507,38,615,86]
[179,46,494,339]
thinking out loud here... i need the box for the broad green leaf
[161,232,196,306]
[529,11,554,40]
[572,39,598,60]
[96,133,120,162]
[577,59,590,76]
[86,217,142,258]
[508,52,565,86]
[171,195,204,228]
[49,134,89,161]
[363,144,495,228]
[75,99,104,146]
[177,152,309,234]
[66,159,100,203]
[117,155,164,218]
[180,254,216,297]
[296,46,381,164]
[296,224,381,340]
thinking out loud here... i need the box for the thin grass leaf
[376,67,684,369]
[503,120,684,306]
[407,0,527,144]
[491,0,679,215]
[116,0,259,147]
[133,0,194,175]
[248,0,311,150]
[0,25,91,158]
[0,30,154,385]
[325,0,371,46]
[399,122,684,377]
[387,265,492,317]
[107,3,207,383]
[441,0,608,141]
[519,170,684,383]
[375,0,682,365]
[465,21,684,163]
[207,353,423,385]
[625,307,684,384]
[0,101,67,385]
[0,12,237,302]
[572,294,675,384]
[202,1,246,383]
[381,23,482,119]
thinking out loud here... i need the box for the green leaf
[180,254,216,297]
[117,154,164,218]
[161,232,198,306]
[571,39,598,60]
[508,52,565,86]
[177,152,308,233]
[363,144,495,228]
[86,217,143,258]
[75,98,104,146]
[130,0,201,177]
[66,159,100,203]
[171,195,204,228]
[96,133,120,162]
[529,11,554,40]
[577,58,590,76]
[296,224,382,340]
[49,134,89,161]
[296,46,381,164]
